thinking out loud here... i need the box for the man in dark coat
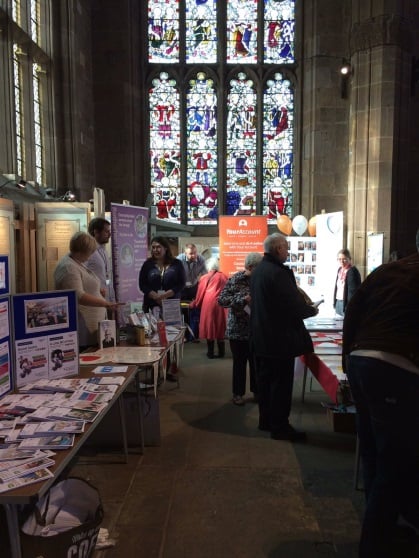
[250,233,318,441]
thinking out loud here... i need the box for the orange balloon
[277,214,293,235]
[308,216,317,237]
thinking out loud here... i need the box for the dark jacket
[342,253,419,366]
[333,265,361,312]
[139,258,186,312]
[250,253,317,358]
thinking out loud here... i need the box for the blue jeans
[347,355,419,557]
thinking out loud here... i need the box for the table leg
[118,395,129,463]
[135,371,145,455]
[4,503,22,558]
[301,364,308,403]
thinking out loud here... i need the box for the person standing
[190,257,228,359]
[139,236,185,315]
[333,248,361,317]
[54,231,120,350]
[342,233,419,558]
[177,243,206,340]
[139,237,185,382]
[250,233,318,441]
[218,252,262,406]
[85,217,116,304]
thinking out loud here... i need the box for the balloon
[308,216,317,237]
[292,215,308,236]
[276,214,292,235]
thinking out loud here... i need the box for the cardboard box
[326,407,356,434]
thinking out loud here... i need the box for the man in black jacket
[343,232,419,558]
[250,233,317,441]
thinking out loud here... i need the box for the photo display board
[0,255,9,296]
[0,295,13,398]
[12,290,79,388]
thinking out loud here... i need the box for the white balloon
[292,215,308,236]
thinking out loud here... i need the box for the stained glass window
[185,0,217,63]
[148,0,180,63]
[147,0,296,226]
[149,73,181,222]
[33,64,44,185]
[30,0,40,44]
[226,0,258,64]
[186,73,218,224]
[262,73,294,221]
[264,0,295,63]
[226,73,257,217]
[13,45,24,178]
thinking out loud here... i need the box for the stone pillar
[348,7,415,269]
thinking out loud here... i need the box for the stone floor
[70,342,364,558]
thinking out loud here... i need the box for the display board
[110,203,148,316]
[35,202,91,291]
[285,236,317,297]
[367,232,384,274]
[219,215,267,276]
[12,290,79,388]
[0,199,16,293]
[0,295,13,398]
[0,255,9,296]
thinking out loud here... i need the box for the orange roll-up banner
[219,216,268,277]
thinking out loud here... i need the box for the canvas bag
[21,477,103,558]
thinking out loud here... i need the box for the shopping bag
[21,477,103,558]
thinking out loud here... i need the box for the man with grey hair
[177,243,206,341]
[250,233,318,441]
[342,228,419,557]
[218,252,263,406]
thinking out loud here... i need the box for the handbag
[20,477,103,558]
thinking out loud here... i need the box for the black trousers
[229,339,257,396]
[255,356,295,432]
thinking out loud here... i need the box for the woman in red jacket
[190,257,228,358]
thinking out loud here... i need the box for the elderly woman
[54,231,120,350]
[190,256,228,359]
[218,252,262,405]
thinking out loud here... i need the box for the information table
[0,364,138,558]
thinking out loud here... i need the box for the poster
[111,204,148,313]
[12,290,79,387]
[219,215,268,276]
[0,297,12,397]
[285,236,317,298]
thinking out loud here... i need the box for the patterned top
[218,270,251,340]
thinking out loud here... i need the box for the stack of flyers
[0,447,46,461]
[17,420,85,438]
[85,376,125,386]
[0,468,54,493]
[0,455,55,483]
[0,419,17,439]
[19,378,82,394]
[66,389,115,405]
[73,383,119,395]
[46,402,107,423]
[18,434,75,450]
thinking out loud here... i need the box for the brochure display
[12,290,79,388]
[0,295,12,397]
[0,255,10,296]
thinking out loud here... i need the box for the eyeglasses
[337,257,348,262]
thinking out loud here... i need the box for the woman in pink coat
[190,257,228,358]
